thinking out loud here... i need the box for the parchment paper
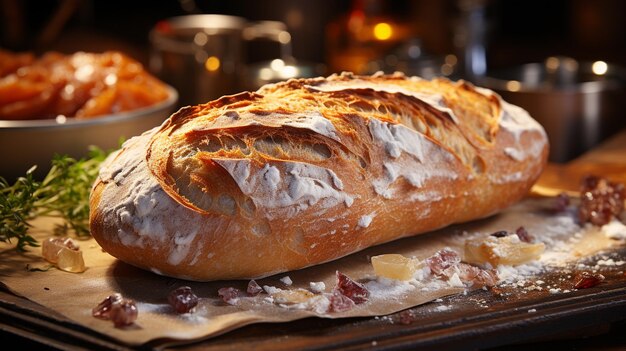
[0,197,621,347]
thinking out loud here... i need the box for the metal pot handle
[242,20,292,60]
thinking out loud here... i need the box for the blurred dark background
[2,0,626,162]
[2,0,625,73]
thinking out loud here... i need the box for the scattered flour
[434,305,452,312]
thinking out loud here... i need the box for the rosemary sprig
[0,145,114,251]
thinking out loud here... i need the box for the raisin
[110,299,138,328]
[396,309,417,325]
[92,293,137,328]
[247,280,263,296]
[426,248,461,275]
[335,271,369,304]
[490,231,508,238]
[573,271,605,289]
[554,192,570,212]
[218,287,243,305]
[328,289,355,312]
[578,175,625,226]
[92,293,123,319]
[515,226,534,243]
[168,286,199,314]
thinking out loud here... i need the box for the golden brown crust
[89,72,549,281]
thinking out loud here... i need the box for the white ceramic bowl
[0,86,178,182]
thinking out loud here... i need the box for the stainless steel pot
[481,57,626,163]
[149,15,292,107]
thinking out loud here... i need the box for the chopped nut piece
[217,287,243,305]
[328,289,355,312]
[110,299,138,328]
[426,248,461,275]
[464,235,545,266]
[335,271,369,304]
[424,248,498,287]
[448,263,498,287]
[371,254,417,281]
[92,293,137,328]
[168,286,198,314]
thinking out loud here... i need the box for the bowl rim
[0,85,178,130]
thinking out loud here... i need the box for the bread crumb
[309,281,326,293]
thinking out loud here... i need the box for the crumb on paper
[309,281,326,293]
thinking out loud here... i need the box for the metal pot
[149,15,292,107]
[481,57,626,163]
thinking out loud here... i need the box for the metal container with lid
[149,14,292,107]
[481,57,626,163]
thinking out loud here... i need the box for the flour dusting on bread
[96,128,209,267]
[89,72,549,281]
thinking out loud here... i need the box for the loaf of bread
[89,72,549,281]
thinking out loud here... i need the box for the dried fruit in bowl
[0,50,170,120]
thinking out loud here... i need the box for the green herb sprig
[0,146,114,251]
